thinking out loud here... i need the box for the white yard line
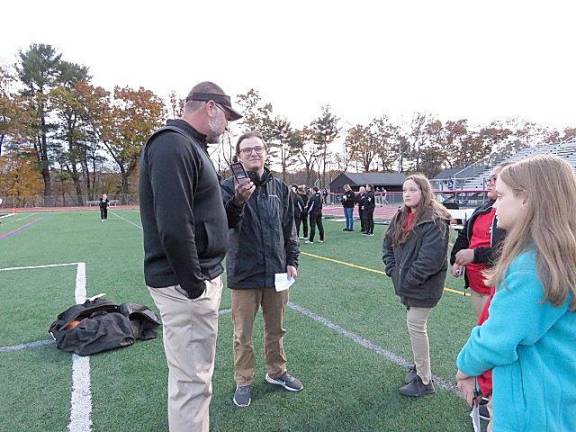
[68,262,92,432]
[0,262,79,272]
[0,262,93,431]
[0,339,55,352]
[288,302,460,395]
[109,210,143,229]
[0,213,15,220]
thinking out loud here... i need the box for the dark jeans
[363,208,374,234]
[309,213,324,242]
[359,208,365,232]
[100,208,108,220]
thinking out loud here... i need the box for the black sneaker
[265,372,304,392]
[405,365,418,384]
[233,385,251,407]
[399,376,435,397]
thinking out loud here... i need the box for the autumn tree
[309,105,339,187]
[16,43,63,199]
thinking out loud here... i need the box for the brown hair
[485,155,576,310]
[390,174,451,246]
[235,132,266,155]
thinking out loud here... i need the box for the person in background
[357,186,366,234]
[362,184,375,236]
[383,174,451,397]
[291,185,305,239]
[456,155,576,432]
[341,184,355,231]
[305,186,324,244]
[450,164,508,318]
[99,193,109,222]
[298,185,309,239]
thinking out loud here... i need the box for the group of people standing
[137,80,575,432]
[383,158,576,431]
[291,185,325,244]
[341,183,376,235]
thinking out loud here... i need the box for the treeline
[1,43,575,205]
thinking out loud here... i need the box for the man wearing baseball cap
[140,81,246,432]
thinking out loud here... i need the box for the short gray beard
[206,117,221,144]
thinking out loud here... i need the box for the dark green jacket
[383,209,450,308]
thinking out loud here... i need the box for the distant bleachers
[446,141,576,190]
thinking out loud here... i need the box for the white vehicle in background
[434,189,488,232]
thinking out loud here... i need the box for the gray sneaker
[265,372,304,392]
[405,365,418,384]
[233,385,252,407]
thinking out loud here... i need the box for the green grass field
[0,210,481,432]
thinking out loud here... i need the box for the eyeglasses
[239,146,265,155]
[213,103,230,121]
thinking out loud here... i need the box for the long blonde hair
[391,174,451,245]
[486,155,576,310]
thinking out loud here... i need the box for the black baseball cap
[186,91,243,121]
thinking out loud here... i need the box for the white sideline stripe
[288,302,460,396]
[0,262,80,272]
[109,210,142,229]
[68,262,92,432]
[0,213,15,220]
[0,339,55,352]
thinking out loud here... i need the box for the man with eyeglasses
[221,132,302,408]
[139,81,242,432]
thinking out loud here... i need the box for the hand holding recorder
[230,162,255,205]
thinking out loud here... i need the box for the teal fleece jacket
[457,251,576,432]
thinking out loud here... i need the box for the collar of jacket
[247,168,273,186]
[166,119,208,150]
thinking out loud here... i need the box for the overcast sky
[1,0,574,131]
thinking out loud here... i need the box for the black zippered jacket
[449,200,506,288]
[341,190,355,208]
[221,169,299,289]
[383,209,450,308]
[139,120,228,299]
[306,192,323,216]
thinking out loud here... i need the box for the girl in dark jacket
[383,174,451,397]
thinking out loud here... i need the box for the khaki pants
[470,290,489,319]
[148,277,222,432]
[231,288,289,385]
[406,307,433,385]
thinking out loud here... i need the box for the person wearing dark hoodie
[362,184,376,236]
[383,174,451,397]
[305,186,324,244]
[450,164,509,319]
[298,185,309,239]
[221,132,302,409]
[139,81,243,432]
[291,185,305,238]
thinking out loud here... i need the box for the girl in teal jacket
[456,155,576,432]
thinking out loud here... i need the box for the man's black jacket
[449,200,506,289]
[139,119,228,299]
[221,169,299,289]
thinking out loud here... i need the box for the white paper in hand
[470,403,481,432]
[274,273,295,292]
